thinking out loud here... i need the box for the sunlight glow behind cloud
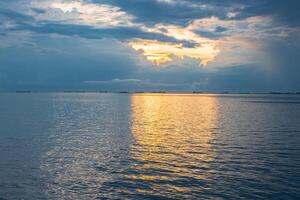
[129,40,219,66]
[129,23,220,66]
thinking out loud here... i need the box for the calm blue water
[0,93,299,199]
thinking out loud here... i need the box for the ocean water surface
[0,93,299,199]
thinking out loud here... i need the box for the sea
[0,93,299,199]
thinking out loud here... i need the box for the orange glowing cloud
[129,40,219,66]
[129,24,220,66]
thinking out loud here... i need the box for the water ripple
[0,93,299,199]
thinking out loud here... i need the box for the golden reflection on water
[130,94,219,194]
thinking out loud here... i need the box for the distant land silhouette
[10,90,300,94]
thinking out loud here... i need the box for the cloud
[129,40,219,66]
[10,22,185,43]
[94,0,215,26]
[84,78,189,89]
[1,0,298,68]
[84,78,141,84]
[0,0,300,92]
[31,0,134,28]
[231,0,300,26]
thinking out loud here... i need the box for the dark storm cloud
[192,0,300,25]
[231,0,300,26]
[1,0,299,41]
[0,8,195,46]
[10,22,180,42]
[96,0,300,27]
[93,0,224,26]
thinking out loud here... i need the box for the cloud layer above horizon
[0,0,299,91]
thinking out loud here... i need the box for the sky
[0,0,299,92]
